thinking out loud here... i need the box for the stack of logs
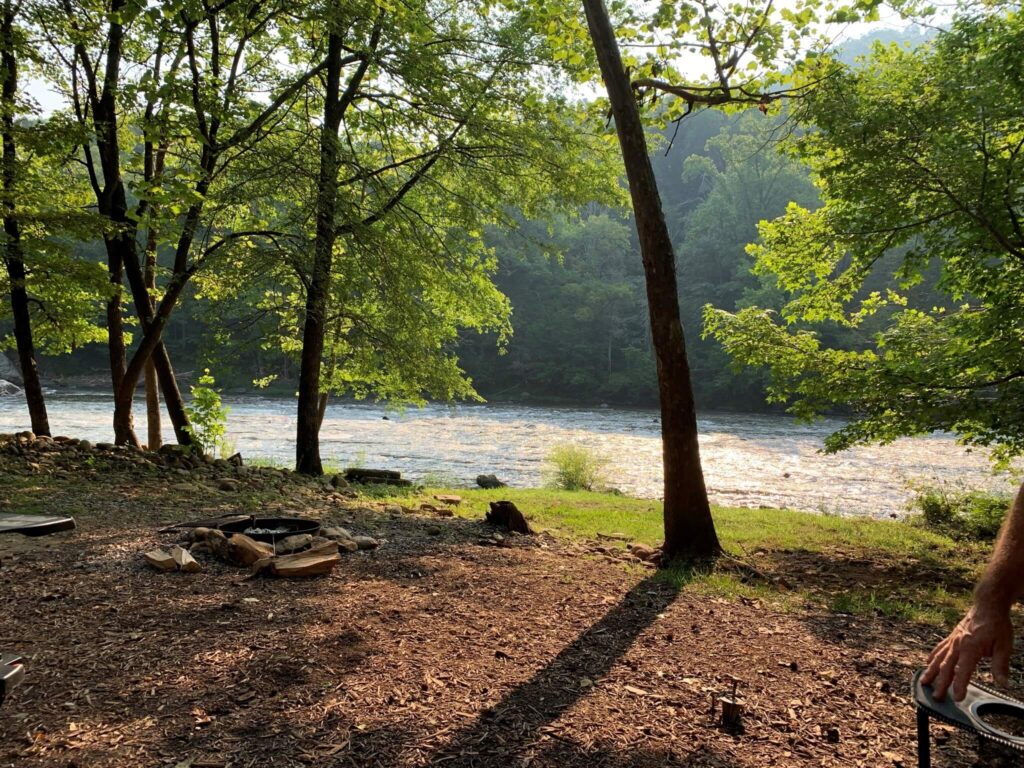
[145,527,341,578]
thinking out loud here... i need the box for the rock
[0,352,22,385]
[825,727,841,743]
[227,452,244,467]
[78,440,92,451]
[426,525,442,536]
[351,535,379,551]
[95,442,114,450]
[629,544,658,562]
[330,474,349,488]
[218,479,241,492]
[275,534,313,555]
[336,539,359,553]
[322,526,354,541]
[385,504,403,515]
[434,494,462,506]
[15,430,34,441]
[476,474,507,489]
[189,542,212,556]
[0,379,21,397]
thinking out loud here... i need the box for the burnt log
[486,501,533,535]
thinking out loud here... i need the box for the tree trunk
[1,3,49,437]
[296,33,347,475]
[144,231,161,449]
[582,0,720,561]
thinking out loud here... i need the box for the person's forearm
[975,482,1024,609]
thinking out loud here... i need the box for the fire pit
[217,516,320,544]
[912,668,1024,767]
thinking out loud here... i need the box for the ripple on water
[0,394,1015,518]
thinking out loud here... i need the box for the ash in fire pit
[218,516,320,543]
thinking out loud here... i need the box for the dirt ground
[0,445,1014,767]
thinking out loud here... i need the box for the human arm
[921,482,1024,701]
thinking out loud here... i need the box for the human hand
[922,602,1014,701]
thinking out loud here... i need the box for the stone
[275,534,313,555]
[336,539,359,553]
[219,479,240,492]
[78,440,92,451]
[434,494,462,506]
[227,452,244,467]
[629,544,659,562]
[95,442,114,450]
[0,353,21,385]
[385,504,403,515]
[352,535,379,551]
[322,526,354,541]
[426,525,442,536]
[330,474,349,488]
[0,379,21,397]
[476,474,507,489]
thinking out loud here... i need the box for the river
[0,392,1013,518]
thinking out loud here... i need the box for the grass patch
[388,487,983,628]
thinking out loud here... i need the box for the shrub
[910,483,1013,541]
[545,443,607,491]
[184,369,230,457]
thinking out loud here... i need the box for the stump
[486,501,533,535]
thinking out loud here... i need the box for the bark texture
[582,0,721,561]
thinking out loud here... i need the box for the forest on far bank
[6,26,935,413]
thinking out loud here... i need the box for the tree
[1,0,46,435]
[286,0,617,474]
[577,0,879,560]
[582,0,721,560]
[705,10,1024,464]
[1,0,106,436]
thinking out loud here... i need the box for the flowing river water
[0,392,1014,518]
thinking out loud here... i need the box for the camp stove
[913,669,1024,767]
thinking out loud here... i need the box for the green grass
[388,487,983,628]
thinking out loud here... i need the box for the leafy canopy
[705,9,1024,463]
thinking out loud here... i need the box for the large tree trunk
[1,2,48,437]
[582,0,720,561]
[296,33,347,476]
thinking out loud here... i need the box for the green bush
[545,443,607,491]
[911,484,1012,541]
[184,369,230,457]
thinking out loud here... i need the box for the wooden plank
[144,549,177,572]
[271,547,340,578]
[170,545,203,573]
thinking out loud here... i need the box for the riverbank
[1,435,1014,767]
[3,392,1016,517]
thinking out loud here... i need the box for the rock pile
[0,432,358,500]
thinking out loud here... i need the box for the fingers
[952,644,983,701]
[929,642,960,701]
[922,636,952,686]
[992,632,1013,688]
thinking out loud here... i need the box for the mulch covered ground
[0,444,1013,767]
